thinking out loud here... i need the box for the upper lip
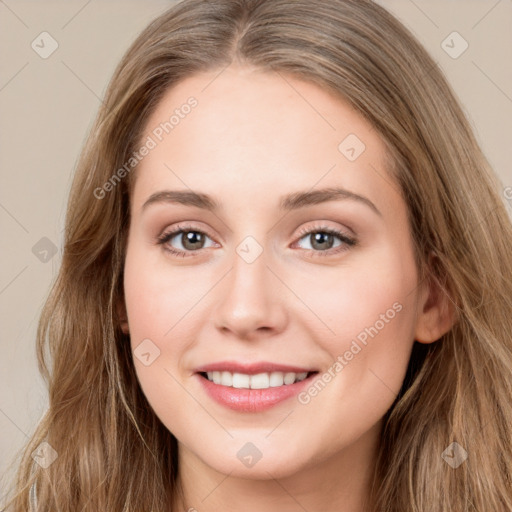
[195,361,318,375]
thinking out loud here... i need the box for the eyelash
[156,222,357,259]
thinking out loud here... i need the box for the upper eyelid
[161,223,218,243]
[160,222,349,236]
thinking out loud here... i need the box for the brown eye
[156,224,217,258]
[294,225,357,258]
[178,231,206,251]
[307,232,336,251]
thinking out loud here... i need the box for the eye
[156,222,357,258]
[156,223,217,258]
[293,224,357,257]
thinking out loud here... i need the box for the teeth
[269,372,284,387]
[232,373,250,388]
[205,371,309,389]
[284,372,296,385]
[249,372,270,389]
[221,371,232,386]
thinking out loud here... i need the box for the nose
[213,247,288,341]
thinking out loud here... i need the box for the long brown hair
[3,0,512,510]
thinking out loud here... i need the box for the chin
[193,440,312,480]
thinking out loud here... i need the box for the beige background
[1,0,511,498]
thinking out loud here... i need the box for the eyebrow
[141,187,382,216]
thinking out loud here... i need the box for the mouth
[197,370,318,389]
[194,366,320,412]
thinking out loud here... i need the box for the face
[121,64,432,480]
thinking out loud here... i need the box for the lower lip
[196,373,316,412]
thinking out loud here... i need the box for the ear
[117,297,130,335]
[414,253,457,344]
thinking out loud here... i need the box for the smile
[195,368,319,413]
[201,370,313,389]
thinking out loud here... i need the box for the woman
[4,0,512,510]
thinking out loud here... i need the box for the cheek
[297,244,419,399]
[122,243,199,402]
[302,245,418,347]
[123,241,205,342]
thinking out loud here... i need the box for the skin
[119,64,454,511]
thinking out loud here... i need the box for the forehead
[130,65,397,216]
